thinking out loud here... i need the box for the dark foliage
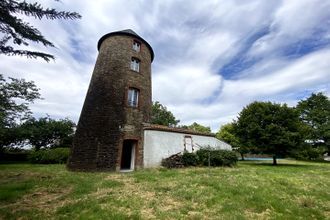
[182,151,198,166]
[162,148,238,168]
[196,147,238,167]
[234,101,302,165]
[0,150,29,163]
[28,148,69,164]
[291,143,326,161]
[20,116,75,150]
[296,92,330,155]
[0,0,81,61]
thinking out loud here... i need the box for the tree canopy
[151,101,180,127]
[21,116,75,150]
[234,101,302,165]
[186,122,211,134]
[0,74,41,149]
[296,92,330,153]
[0,0,81,61]
[0,74,75,151]
[216,122,247,159]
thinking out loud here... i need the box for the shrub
[28,148,69,164]
[182,151,198,166]
[0,149,30,163]
[292,145,325,161]
[196,147,238,167]
[196,147,212,166]
[162,147,238,168]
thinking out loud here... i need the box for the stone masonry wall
[68,34,152,171]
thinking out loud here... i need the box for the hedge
[196,148,238,167]
[162,147,238,168]
[28,148,69,164]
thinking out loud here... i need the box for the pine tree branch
[1,0,81,20]
[0,0,81,61]
[0,8,55,47]
[0,45,54,62]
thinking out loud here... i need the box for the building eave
[143,124,216,137]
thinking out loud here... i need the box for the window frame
[127,87,140,108]
[130,57,140,72]
[132,40,141,52]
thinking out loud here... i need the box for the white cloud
[249,0,330,57]
[1,0,329,132]
[153,65,222,105]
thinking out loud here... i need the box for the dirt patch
[244,208,272,220]
[0,172,52,184]
[1,187,72,216]
[295,195,316,208]
[101,173,185,218]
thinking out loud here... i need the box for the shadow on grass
[239,161,314,168]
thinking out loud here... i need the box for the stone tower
[68,29,154,171]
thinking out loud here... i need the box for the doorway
[120,140,136,171]
[184,136,193,152]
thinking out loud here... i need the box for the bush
[28,148,69,164]
[0,150,30,163]
[162,147,238,168]
[196,147,212,166]
[196,147,238,167]
[182,151,198,166]
[292,145,325,161]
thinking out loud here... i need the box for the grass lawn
[0,160,329,219]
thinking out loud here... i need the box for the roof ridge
[120,29,139,36]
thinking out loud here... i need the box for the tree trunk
[272,155,277,165]
[240,153,245,161]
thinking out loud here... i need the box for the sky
[1,0,330,132]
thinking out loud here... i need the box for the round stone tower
[68,29,154,171]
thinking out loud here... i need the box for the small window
[128,88,139,107]
[130,58,140,72]
[133,41,140,52]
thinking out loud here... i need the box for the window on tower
[128,88,139,107]
[133,40,140,52]
[130,58,140,72]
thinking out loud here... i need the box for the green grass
[0,160,329,219]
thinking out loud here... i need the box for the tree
[234,102,302,165]
[0,74,41,149]
[0,0,81,61]
[296,93,330,154]
[216,122,248,160]
[187,122,211,134]
[151,101,180,126]
[21,116,75,150]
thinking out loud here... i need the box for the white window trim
[130,58,140,72]
[133,41,141,52]
[128,88,139,107]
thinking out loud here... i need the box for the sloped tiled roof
[97,29,154,61]
[143,124,215,137]
[119,29,139,36]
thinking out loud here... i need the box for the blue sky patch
[218,27,270,79]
